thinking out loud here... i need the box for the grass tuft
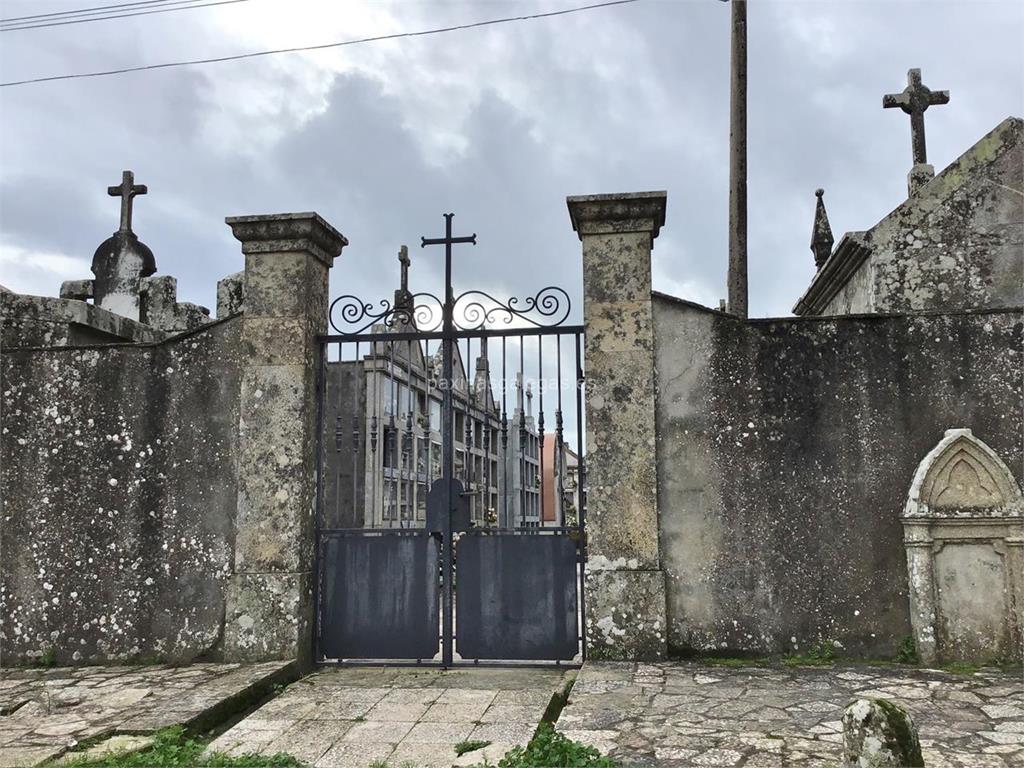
[487,722,618,768]
[454,739,492,757]
[54,727,307,768]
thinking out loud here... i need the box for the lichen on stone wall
[1,318,244,665]
[653,294,1023,659]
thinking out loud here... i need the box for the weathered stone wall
[0,318,242,664]
[1,293,163,349]
[653,294,1023,658]
[823,118,1023,316]
[823,257,874,316]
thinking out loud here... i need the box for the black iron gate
[313,214,586,666]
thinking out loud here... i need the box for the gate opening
[313,215,586,667]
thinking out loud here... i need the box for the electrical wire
[2,0,252,32]
[1,0,207,24]
[0,0,639,88]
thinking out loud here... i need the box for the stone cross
[883,68,949,168]
[398,245,410,293]
[107,170,147,233]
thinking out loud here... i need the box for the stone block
[217,271,245,318]
[585,569,667,660]
[240,316,318,367]
[567,191,666,241]
[59,279,93,301]
[226,212,348,268]
[224,572,313,665]
[584,302,654,352]
[842,698,924,767]
[242,252,325,320]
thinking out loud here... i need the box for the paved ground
[2,661,1019,767]
[0,661,293,767]
[557,661,1024,767]
[207,666,568,768]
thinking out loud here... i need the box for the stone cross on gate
[107,170,148,233]
[883,68,949,194]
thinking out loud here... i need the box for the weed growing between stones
[480,723,619,768]
[783,639,838,666]
[539,673,577,724]
[697,656,771,667]
[455,739,492,756]
[940,659,1022,675]
[895,635,919,664]
[54,727,307,768]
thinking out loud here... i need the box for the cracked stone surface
[0,661,291,767]
[208,666,567,768]
[556,662,1024,767]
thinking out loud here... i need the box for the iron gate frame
[312,214,587,668]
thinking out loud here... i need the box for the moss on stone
[871,698,924,767]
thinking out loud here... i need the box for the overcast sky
[0,0,1021,320]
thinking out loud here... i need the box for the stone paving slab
[557,661,1024,767]
[0,661,294,767]
[207,666,568,768]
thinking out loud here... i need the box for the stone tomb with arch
[902,428,1023,664]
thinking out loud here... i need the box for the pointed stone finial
[810,188,834,269]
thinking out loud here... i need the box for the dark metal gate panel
[455,531,579,661]
[320,532,439,660]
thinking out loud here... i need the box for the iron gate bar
[320,324,586,344]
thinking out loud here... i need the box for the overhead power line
[1,0,252,32]
[1,0,198,24]
[0,0,639,87]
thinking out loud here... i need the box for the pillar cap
[225,212,348,267]
[566,191,667,242]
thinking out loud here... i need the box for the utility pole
[727,0,748,318]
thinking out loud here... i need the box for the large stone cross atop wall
[567,191,668,660]
[883,68,950,195]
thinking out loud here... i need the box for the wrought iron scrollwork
[451,287,571,331]
[328,286,571,335]
[328,292,444,334]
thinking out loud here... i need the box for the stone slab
[217,666,567,767]
[559,661,1024,766]
[0,661,294,767]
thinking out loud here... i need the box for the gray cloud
[1,0,1021,318]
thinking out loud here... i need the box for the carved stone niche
[902,429,1023,664]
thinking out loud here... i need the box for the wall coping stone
[225,212,349,267]
[566,191,667,241]
[792,231,873,316]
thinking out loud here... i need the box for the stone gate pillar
[567,191,668,660]
[223,212,348,664]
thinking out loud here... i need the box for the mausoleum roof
[794,116,1023,316]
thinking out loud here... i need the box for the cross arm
[882,92,910,109]
[420,234,477,247]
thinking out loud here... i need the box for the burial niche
[902,429,1022,664]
